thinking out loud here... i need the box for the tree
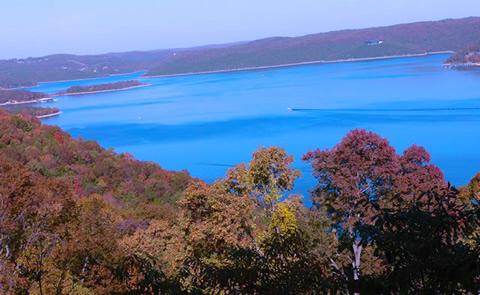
[0,156,77,294]
[225,147,300,211]
[370,145,480,293]
[460,173,480,205]
[258,196,335,294]
[387,145,447,210]
[61,195,128,294]
[305,130,479,293]
[178,180,259,293]
[177,148,334,294]
[304,129,398,294]
[374,185,478,293]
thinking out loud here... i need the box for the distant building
[365,40,384,46]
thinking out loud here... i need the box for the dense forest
[0,111,479,294]
[1,17,480,88]
[58,80,146,95]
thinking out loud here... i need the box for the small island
[0,89,52,106]
[444,46,480,69]
[57,80,148,96]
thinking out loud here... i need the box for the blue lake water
[30,54,480,205]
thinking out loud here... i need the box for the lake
[30,53,480,206]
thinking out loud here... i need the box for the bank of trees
[0,112,479,294]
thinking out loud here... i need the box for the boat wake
[288,107,480,112]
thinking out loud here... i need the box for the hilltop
[0,17,479,88]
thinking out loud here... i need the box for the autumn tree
[257,196,336,293]
[174,147,334,294]
[223,147,334,293]
[374,185,479,293]
[225,147,300,211]
[60,195,131,294]
[460,173,480,205]
[369,144,480,293]
[119,218,185,294]
[0,156,77,294]
[178,180,259,293]
[305,129,480,293]
[304,129,399,293]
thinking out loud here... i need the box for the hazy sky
[1,0,479,59]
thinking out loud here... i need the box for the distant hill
[146,17,480,76]
[0,51,171,88]
[0,42,242,88]
[1,17,479,87]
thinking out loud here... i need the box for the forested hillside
[0,51,170,88]
[0,43,241,88]
[146,17,480,76]
[0,112,479,294]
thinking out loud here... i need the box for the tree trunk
[352,240,362,295]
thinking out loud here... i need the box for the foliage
[304,129,478,293]
[0,112,479,294]
[225,147,300,209]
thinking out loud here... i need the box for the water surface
[30,54,480,205]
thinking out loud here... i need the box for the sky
[1,0,479,59]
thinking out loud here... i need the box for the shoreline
[443,62,480,68]
[37,111,62,119]
[146,51,454,78]
[4,51,453,89]
[39,70,143,84]
[55,83,151,96]
[0,96,53,106]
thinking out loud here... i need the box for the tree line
[0,112,479,294]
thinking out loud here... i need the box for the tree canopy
[0,113,479,294]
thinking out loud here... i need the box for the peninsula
[56,80,148,96]
[0,89,52,106]
[2,105,61,118]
